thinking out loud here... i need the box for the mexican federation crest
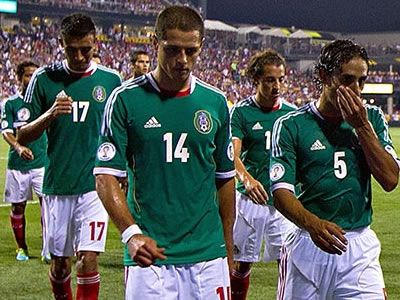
[193,110,213,134]
[92,86,107,102]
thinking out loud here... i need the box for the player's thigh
[30,167,45,197]
[46,195,77,257]
[233,192,269,262]
[4,169,32,203]
[336,228,385,300]
[263,205,296,262]
[75,191,109,253]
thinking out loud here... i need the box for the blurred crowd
[0,21,398,109]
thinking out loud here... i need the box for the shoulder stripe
[195,77,227,99]
[24,67,47,104]
[101,76,147,136]
[271,104,310,157]
[97,65,123,82]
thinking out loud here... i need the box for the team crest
[270,163,285,181]
[17,108,30,121]
[97,142,116,161]
[92,86,106,102]
[193,110,213,134]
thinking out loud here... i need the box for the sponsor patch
[17,108,30,122]
[270,163,285,181]
[193,110,213,134]
[92,86,107,102]
[1,120,8,130]
[227,141,234,161]
[97,142,116,161]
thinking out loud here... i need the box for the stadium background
[0,1,400,299]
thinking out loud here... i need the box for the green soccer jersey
[230,96,296,203]
[1,94,47,171]
[24,61,122,195]
[270,102,398,230]
[94,74,235,266]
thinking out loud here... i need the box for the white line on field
[0,200,39,207]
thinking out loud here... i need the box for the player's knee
[11,202,26,215]
[51,256,72,279]
[76,251,99,273]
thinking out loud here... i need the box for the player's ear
[152,34,159,51]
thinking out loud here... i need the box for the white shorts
[233,191,295,262]
[278,227,386,300]
[44,191,109,257]
[125,257,230,300]
[4,167,45,203]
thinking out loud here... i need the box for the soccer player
[130,50,150,79]
[94,6,235,300]
[270,40,399,299]
[1,61,49,262]
[230,50,296,300]
[17,14,122,300]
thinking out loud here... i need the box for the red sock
[76,272,100,300]
[230,269,251,300]
[49,271,73,300]
[10,212,26,249]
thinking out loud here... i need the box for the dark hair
[246,49,286,83]
[130,50,149,64]
[314,39,369,90]
[60,13,96,39]
[16,61,39,81]
[155,6,204,41]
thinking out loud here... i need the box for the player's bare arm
[216,177,235,272]
[233,138,268,204]
[18,95,73,145]
[273,188,348,255]
[337,86,399,191]
[2,132,34,160]
[95,174,166,266]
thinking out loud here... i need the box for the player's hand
[16,145,34,160]
[244,176,268,204]
[336,85,368,129]
[49,93,73,118]
[306,218,348,255]
[127,234,166,267]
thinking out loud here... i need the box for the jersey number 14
[163,132,190,163]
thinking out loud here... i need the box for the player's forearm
[234,156,252,183]
[17,111,54,145]
[273,188,320,232]
[355,123,399,191]
[2,132,19,150]
[216,177,235,261]
[96,174,136,233]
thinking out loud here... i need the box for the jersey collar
[251,95,282,112]
[62,60,97,77]
[146,72,196,97]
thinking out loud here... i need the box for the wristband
[121,224,142,244]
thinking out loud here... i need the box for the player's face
[257,64,286,103]
[133,54,150,77]
[156,28,202,84]
[61,33,96,71]
[21,66,37,90]
[328,57,368,105]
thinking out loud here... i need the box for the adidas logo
[144,117,161,128]
[252,122,263,130]
[310,139,326,151]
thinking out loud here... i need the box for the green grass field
[0,129,400,299]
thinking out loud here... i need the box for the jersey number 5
[334,151,347,179]
[163,132,190,163]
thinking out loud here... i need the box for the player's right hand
[50,94,73,118]
[16,145,34,161]
[127,234,166,267]
[244,176,268,205]
[307,218,348,255]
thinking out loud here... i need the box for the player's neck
[152,67,191,93]
[255,94,280,112]
[317,93,343,122]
